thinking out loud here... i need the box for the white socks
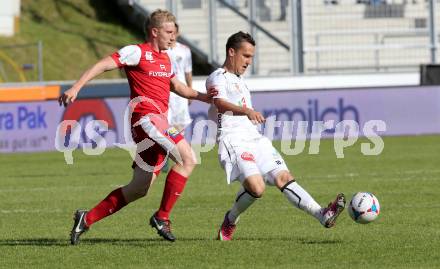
[227,181,322,223]
[227,187,257,224]
[281,180,322,220]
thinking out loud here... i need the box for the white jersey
[167,42,192,84]
[205,68,260,140]
[166,42,193,127]
[206,68,288,184]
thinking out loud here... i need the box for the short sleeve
[206,72,227,100]
[111,45,141,67]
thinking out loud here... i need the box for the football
[348,192,380,224]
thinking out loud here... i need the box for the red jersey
[111,43,175,120]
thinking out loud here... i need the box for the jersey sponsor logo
[145,51,153,61]
[160,64,166,71]
[148,70,173,77]
[241,152,255,162]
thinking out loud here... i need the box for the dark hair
[225,31,255,54]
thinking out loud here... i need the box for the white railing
[306,29,432,72]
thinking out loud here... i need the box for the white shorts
[218,134,289,185]
[168,92,192,127]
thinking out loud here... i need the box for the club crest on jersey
[234,83,241,92]
[160,64,166,71]
[241,152,255,162]
[145,51,153,61]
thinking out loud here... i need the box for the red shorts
[131,112,184,175]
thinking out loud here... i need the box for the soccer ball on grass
[348,192,380,224]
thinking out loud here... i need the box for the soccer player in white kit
[205,31,346,241]
[167,23,193,133]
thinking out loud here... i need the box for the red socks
[156,169,188,220]
[84,170,187,226]
[85,187,127,227]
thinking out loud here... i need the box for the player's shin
[156,169,188,220]
[85,187,128,226]
[280,180,322,220]
[227,187,258,224]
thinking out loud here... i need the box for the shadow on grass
[0,238,69,247]
[210,236,344,244]
[0,237,343,246]
[298,238,344,244]
[0,237,208,247]
[83,237,209,246]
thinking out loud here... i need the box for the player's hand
[199,87,218,103]
[207,86,219,98]
[245,109,265,124]
[58,88,79,107]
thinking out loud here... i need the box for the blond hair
[144,9,176,37]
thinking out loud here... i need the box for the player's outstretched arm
[170,77,217,103]
[214,98,265,124]
[58,56,118,107]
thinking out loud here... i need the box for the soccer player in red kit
[59,9,216,244]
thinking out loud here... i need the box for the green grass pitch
[1,135,439,268]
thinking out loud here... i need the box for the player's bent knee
[123,167,155,201]
[275,171,294,189]
[182,157,197,169]
[246,184,265,198]
[249,188,264,198]
[132,187,148,198]
[243,175,266,198]
[122,185,148,202]
[175,140,197,173]
[178,158,196,175]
